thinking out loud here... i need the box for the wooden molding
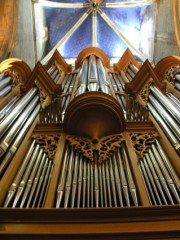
[0,58,32,92]
[75,47,110,69]
[113,48,142,72]
[63,91,126,140]
[0,206,179,238]
[26,62,60,98]
[125,60,166,97]
[155,55,180,80]
[46,50,72,73]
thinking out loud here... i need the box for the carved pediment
[113,48,142,72]
[125,60,166,105]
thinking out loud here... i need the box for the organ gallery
[0,0,180,239]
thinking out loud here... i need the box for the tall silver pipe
[112,153,123,206]
[42,162,54,208]
[90,163,94,208]
[64,147,75,208]
[121,143,138,206]
[0,72,9,81]
[0,85,12,96]
[0,104,40,175]
[148,149,174,204]
[94,155,99,208]
[97,58,109,94]
[87,161,90,208]
[0,87,37,138]
[26,153,46,208]
[82,158,87,208]
[105,160,112,207]
[88,55,99,91]
[155,139,180,192]
[143,158,162,205]
[37,160,53,208]
[101,163,107,207]
[98,164,104,207]
[0,76,11,90]
[0,95,20,122]
[139,160,156,205]
[3,140,36,207]
[129,63,138,74]
[12,144,41,208]
[78,58,89,94]
[71,151,79,208]
[56,142,70,208]
[149,94,180,139]
[151,144,180,203]
[77,154,83,208]
[20,148,43,208]
[116,150,130,206]
[109,156,117,207]
[145,153,168,205]
[166,93,180,109]
[150,85,180,122]
[0,95,39,157]
[32,157,49,208]
[148,102,179,152]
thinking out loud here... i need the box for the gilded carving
[164,65,180,85]
[6,69,23,87]
[138,78,154,105]
[129,132,157,160]
[33,134,61,160]
[35,80,47,106]
[66,133,124,163]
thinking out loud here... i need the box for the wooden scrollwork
[129,132,158,160]
[66,133,124,163]
[33,134,61,160]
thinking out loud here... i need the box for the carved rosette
[33,134,61,160]
[66,133,124,163]
[164,65,180,85]
[129,132,158,160]
[138,78,154,105]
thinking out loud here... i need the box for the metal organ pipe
[3,140,54,208]
[166,93,180,109]
[96,58,110,94]
[56,142,138,208]
[87,55,99,91]
[148,85,180,153]
[150,85,180,123]
[0,104,40,175]
[148,102,179,152]
[149,94,180,139]
[0,95,20,121]
[0,87,38,138]
[139,140,180,205]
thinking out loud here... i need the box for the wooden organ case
[0,48,180,239]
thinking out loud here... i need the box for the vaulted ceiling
[34,0,157,64]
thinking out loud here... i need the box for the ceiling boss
[89,0,103,9]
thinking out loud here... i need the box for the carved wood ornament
[66,133,124,163]
[129,132,158,160]
[33,134,61,160]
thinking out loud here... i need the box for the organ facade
[0,47,180,238]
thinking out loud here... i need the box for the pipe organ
[0,48,179,238]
